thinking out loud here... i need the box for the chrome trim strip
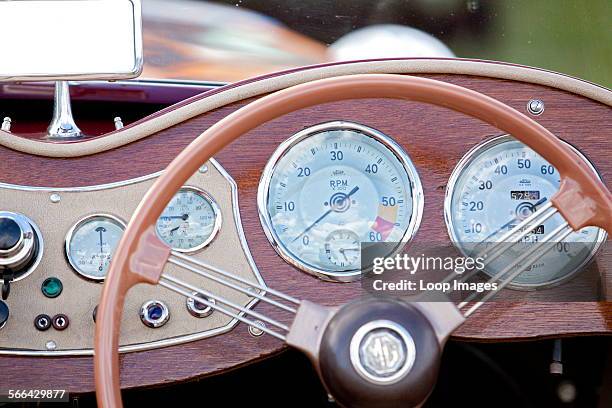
[0,158,265,356]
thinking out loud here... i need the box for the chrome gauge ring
[258,121,424,281]
[445,135,606,289]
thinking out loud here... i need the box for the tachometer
[155,187,221,253]
[445,135,606,289]
[258,121,423,281]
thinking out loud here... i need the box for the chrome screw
[45,340,57,351]
[248,320,265,337]
[1,117,11,132]
[199,164,209,174]
[50,193,61,203]
[527,99,545,116]
[114,117,124,130]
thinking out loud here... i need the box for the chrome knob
[0,212,37,272]
[0,212,42,299]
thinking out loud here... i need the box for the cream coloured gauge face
[258,122,423,280]
[66,214,125,281]
[445,136,606,289]
[156,187,221,253]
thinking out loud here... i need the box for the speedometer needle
[479,196,547,244]
[291,186,360,243]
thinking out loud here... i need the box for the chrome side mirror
[0,0,143,139]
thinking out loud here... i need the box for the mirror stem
[47,81,83,140]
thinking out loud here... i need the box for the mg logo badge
[350,320,416,384]
[360,329,406,376]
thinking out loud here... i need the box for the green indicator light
[41,277,63,298]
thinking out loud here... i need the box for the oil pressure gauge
[155,187,221,253]
[258,121,423,281]
[445,135,606,289]
[65,214,126,281]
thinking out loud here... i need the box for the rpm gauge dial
[155,187,221,253]
[65,214,126,281]
[445,135,606,289]
[258,121,423,281]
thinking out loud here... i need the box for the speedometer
[257,121,423,281]
[445,135,606,289]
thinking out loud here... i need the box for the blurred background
[141,0,611,86]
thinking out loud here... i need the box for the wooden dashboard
[0,59,610,392]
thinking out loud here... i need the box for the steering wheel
[94,74,612,408]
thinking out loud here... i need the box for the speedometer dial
[258,121,423,281]
[445,135,606,289]
[156,187,221,253]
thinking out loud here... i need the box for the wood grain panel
[0,73,610,393]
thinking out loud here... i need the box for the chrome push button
[186,292,214,318]
[140,300,170,328]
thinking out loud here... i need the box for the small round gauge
[445,135,606,289]
[325,230,361,268]
[155,187,221,253]
[65,214,126,281]
[258,121,424,281]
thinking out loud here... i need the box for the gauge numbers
[445,135,606,289]
[258,121,423,281]
[156,187,221,253]
[65,214,125,281]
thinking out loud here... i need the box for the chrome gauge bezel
[65,213,127,282]
[155,186,222,254]
[257,121,424,282]
[444,134,607,290]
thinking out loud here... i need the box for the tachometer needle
[291,186,360,242]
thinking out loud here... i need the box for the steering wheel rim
[94,74,612,408]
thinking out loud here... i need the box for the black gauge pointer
[291,186,360,243]
[95,227,106,254]
[162,214,189,220]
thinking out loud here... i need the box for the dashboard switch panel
[0,159,262,356]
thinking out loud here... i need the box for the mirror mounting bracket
[47,81,83,140]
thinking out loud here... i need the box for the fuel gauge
[65,214,126,281]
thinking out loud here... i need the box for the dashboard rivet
[50,193,61,203]
[45,340,57,351]
[527,99,545,115]
[198,164,209,174]
[248,320,266,337]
